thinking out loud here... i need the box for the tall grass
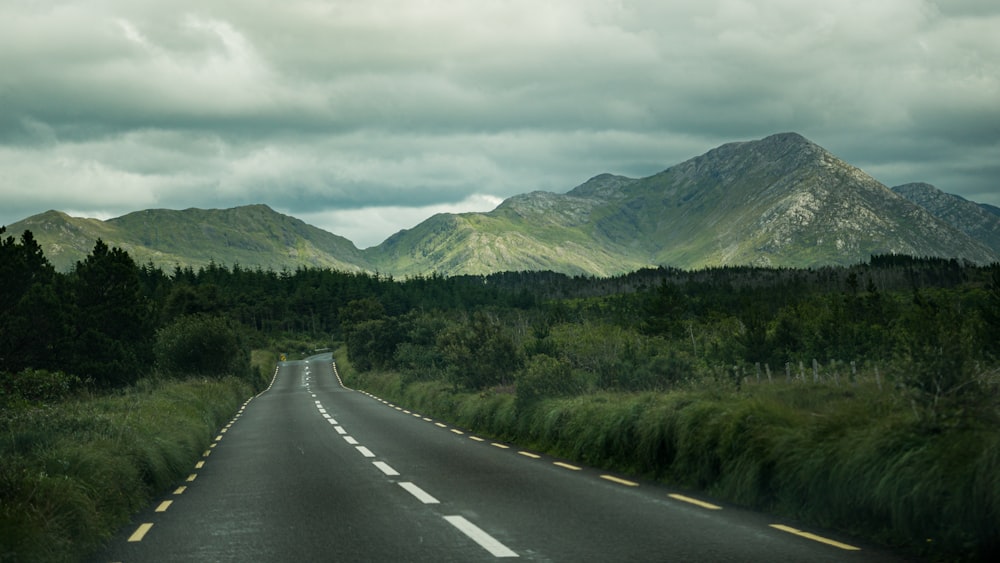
[341,352,999,561]
[0,376,252,562]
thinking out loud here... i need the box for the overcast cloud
[1,0,997,248]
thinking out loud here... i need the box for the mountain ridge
[5,133,997,275]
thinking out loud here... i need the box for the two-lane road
[91,355,912,562]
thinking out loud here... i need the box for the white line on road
[356,446,376,458]
[327,418,339,425]
[443,515,518,558]
[334,426,347,434]
[344,436,359,445]
[399,482,440,504]
[373,461,400,476]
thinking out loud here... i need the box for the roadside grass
[339,352,999,561]
[0,375,254,563]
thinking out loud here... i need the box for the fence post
[812,359,819,383]
[765,363,773,384]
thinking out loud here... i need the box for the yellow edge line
[554,461,582,471]
[155,500,172,513]
[770,524,861,551]
[127,523,154,542]
[518,451,541,459]
[600,474,639,487]
[668,493,722,510]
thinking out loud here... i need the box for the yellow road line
[469,436,486,442]
[155,500,172,512]
[553,461,581,471]
[491,443,510,449]
[600,474,639,487]
[435,422,448,428]
[769,524,861,551]
[518,451,541,459]
[127,523,154,542]
[195,461,205,469]
[451,429,465,435]
[173,486,186,495]
[185,474,197,482]
[668,493,722,510]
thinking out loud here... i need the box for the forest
[2,225,999,560]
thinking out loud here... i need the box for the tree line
[3,225,999,412]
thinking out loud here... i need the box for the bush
[154,314,250,379]
[516,354,583,408]
[0,368,82,405]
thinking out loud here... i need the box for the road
[90,354,914,562]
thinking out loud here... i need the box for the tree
[438,311,523,390]
[68,240,154,387]
[0,229,64,374]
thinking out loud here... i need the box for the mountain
[366,133,998,274]
[4,205,371,273]
[891,182,1000,256]
[368,186,651,277]
[4,133,997,276]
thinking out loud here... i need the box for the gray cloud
[1,0,997,247]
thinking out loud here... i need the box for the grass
[340,351,999,561]
[0,375,254,562]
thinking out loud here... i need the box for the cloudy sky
[2,0,997,248]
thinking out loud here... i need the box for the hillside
[5,205,370,273]
[891,182,1000,256]
[5,133,997,275]
[366,133,998,273]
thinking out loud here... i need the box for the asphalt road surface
[90,354,914,562]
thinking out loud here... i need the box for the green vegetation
[0,377,252,562]
[348,364,999,559]
[2,223,999,560]
[335,259,1000,561]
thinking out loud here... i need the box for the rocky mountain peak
[566,173,638,200]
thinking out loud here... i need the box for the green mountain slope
[5,205,370,273]
[5,133,997,276]
[367,133,998,274]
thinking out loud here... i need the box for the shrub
[154,314,250,379]
[0,368,81,405]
